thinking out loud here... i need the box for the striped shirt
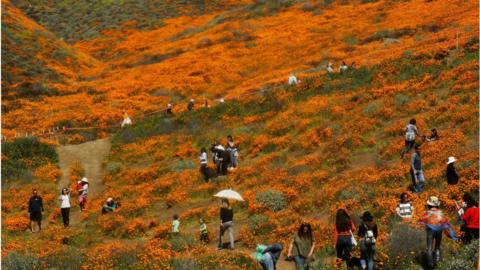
[396,202,414,218]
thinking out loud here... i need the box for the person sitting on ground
[358,211,378,270]
[446,156,459,185]
[288,74,299,86]
[102,197,118,214]
[396,193,414,219]
[410,144,426,193]
[420,196,458,269]
[327,62,334,73]
[287,223,315,270]
[199,218,209,243]
[459,193,479,243]
[187,99,195,111]
[166,103,173,115]
[255,243,283,270]
[226,135,239,170]
[401,118,421,158]
[335,209,356,269]
[218,199,234,250]
[28,189,44,233]
[121,110,133,128]
[172,214,180,235]
[339,61,348,73]
[424,128,439,142]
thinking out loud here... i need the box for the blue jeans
[260,253,275,270]
[426,228,442,268]
[360,241,375,270]
[411,169,425,193]
[293,255,309,270]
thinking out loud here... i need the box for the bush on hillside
[248,214,275,235]
[172,258,200,270]
[45,247,85,270]
[2,137,58,182]
[2,252,41,270]
[386,223,424,268]
[255,190,286,212]
[438,240,479,270]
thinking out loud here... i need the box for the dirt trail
[56,138,111,225]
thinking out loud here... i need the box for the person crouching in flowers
[172,214,180,235]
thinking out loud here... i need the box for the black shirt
[446,164,459,185]
[28,195,44,213]
[358,222,378,239]
[220,207,233,223]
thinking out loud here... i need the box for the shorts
[30,211,42,221]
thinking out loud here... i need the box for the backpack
[364,229,376,245]
[405,125,416,141]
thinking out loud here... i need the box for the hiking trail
[56,138,111,225]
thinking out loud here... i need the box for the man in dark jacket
[28,189,44,233]
[446,156,459,185]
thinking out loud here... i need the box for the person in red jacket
[460,193,479,243]
[335,209,356,269]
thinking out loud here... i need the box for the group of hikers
[199,135,239,181]
[26,115,477,270]
[288,61,354,86]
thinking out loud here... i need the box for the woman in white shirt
[59,188,71,227]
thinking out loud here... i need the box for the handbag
[350,230,357,247]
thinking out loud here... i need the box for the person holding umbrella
[218,199,234,250]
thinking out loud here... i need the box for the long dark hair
[297,223,313,240]
[335,209,352,232]
[200,147,206,154]
[463,193,478,208]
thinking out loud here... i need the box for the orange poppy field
[1,0,478,269]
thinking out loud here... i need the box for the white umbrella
[214,189,244,201]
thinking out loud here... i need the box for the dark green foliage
[255,189,286,212]
[172,258,200,270]
[2,252,41,270]
[248,214,274,235]
[386,223,424,268]
[362,28,415,44]
[438,240,479,270]
[2,137,58,182]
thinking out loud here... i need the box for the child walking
[199,218,209,243]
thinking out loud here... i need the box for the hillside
[1,0,479,269]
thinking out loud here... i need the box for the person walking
[358,212,378,270]
[121,111,133,127]
[172,214,180,235]
[187,99,195,111]
[410,144,426,193]
[396,193,414,219]
[459,193,479,243]
[218,199,234,250]
[59,188,71,228]
[226,135,239,170]
[335,209,356,269]
[288,74,299,86]
[199,147,210,182]
[287,223,316,270]
[420,196,451,268]
[401,119,420,158]
[166,103,173,115]
[77,177,89,211]
[446,156,459,185]
[28,189,44,233]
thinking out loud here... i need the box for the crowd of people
[25,113,477,270]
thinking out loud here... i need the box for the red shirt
[463,207,479,229]
[334,221,356,244]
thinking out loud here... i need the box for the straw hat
[427,196,440,207]
[81,177,89,183]
[446,156,457,164]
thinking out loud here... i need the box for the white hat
[81,177,89,183]
[107,197,113,202]
[190,99,194,102]
[427,196,441,207]
[446,156,457,164]
[220,98,225,103]
[167,103,172,108]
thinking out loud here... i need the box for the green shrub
[362,100,383,117]
[2,137,58,182]
[438,240,479,270]
[386,223,424,268]
[171,160,196,172]
[169,234,195,252]
[343,35,358,46]
[248,214,274,235]
[394,93,410,108]
[172,258,200,270]
[106,161,122,175]
[45,247,85,270]
[2,252,41,270]
[255,190,286,212]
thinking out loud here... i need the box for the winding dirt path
[56,138,111,225]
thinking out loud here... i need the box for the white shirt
[199,152,208,165]
[59,194,71,208]
[288,75,298,85]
